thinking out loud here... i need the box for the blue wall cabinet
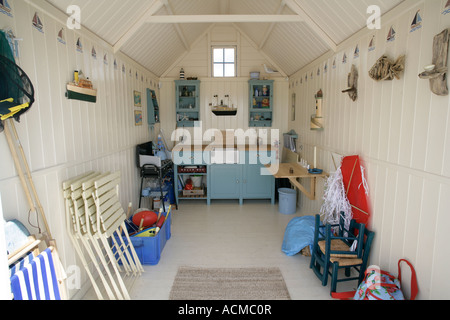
[147,88,160,125]
[175,80,200,127]
[249,80,274,128]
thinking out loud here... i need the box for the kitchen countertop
[172,143,273,152]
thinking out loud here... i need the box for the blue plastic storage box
[115,212,172,266]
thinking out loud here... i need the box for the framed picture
[134,110,143,126]
[291,93,296,121]
[134,90,142,107]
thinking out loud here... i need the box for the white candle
[314,147,317,169]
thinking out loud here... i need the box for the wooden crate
[182,187,205,197]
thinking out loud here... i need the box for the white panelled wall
[160,25,290,146]
[1,0,450,301]
[0,0,160,298]
[289,0,450,299]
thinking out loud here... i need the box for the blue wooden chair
[310,213,374,295]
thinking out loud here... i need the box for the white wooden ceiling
[45,0,405,77]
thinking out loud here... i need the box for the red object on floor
[341,155,371,227]
[132,211,158,228]
[156,216,166,228]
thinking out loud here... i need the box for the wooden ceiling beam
[259,2,287,50]
[113,0,165,53]
[161,0,190,51]
[282,0,337,52]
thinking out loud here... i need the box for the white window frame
[211,46,237,78]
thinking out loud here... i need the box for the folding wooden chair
[71,171,129,300]
[63,172,117,300]
[90,172,144,277]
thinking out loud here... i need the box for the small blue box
[115,212,171,266]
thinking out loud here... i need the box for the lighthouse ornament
[180,68,185,80]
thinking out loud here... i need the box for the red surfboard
[341,155,371,227]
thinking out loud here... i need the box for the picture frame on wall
[134,90,142,107]
[291,93,296,121]
[134,110,143,126]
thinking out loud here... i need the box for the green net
[0,30,34,131]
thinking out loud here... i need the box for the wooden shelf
[266,163,328,201]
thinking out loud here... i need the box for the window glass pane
[214,64,224,77]
[224,64,235,77]
[213,49,224,63]
[224,48,235,63]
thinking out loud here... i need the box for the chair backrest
[360,226,375,265]
[136,141,153,168]
[325,219,365,259]
[313,212,366,260]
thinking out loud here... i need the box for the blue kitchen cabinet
[242,164,274,201]
[209,164,242,202]
[209,151,275,205]
[174,149,276,206]
[242,151,275,204]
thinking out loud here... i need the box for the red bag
[332,259,418,300]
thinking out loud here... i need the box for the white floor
[81,200,357,300]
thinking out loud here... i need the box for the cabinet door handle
[236,180,240,184]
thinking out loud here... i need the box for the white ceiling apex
[282,0,337,52]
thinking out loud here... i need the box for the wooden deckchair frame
[8,237,68,300]
[63,171,143,300]
[63,172,115,300]
[91,172,143,277]
[71,172,126,300]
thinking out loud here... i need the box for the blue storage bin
[115,212,172,266]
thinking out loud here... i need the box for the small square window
[212,46,236,78]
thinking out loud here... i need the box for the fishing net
[0,30,35,132]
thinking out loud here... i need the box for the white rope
[359,166,370,196]
[320,168,352,229]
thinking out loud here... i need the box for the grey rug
[169,266,291,300]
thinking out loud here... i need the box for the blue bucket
[278,188,297,215]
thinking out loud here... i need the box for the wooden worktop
[172,143,273,152]
[266,162,328,179]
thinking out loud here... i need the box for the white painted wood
[43,0,404,77]
[146,14,304,24]
[0,194,12,300]
[288,0,450,299]
[0,0,160,299]
[283,0,337,51]
[113,0,165,53]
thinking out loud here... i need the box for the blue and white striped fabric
[10,248,61,300]
[9,252,34,279]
